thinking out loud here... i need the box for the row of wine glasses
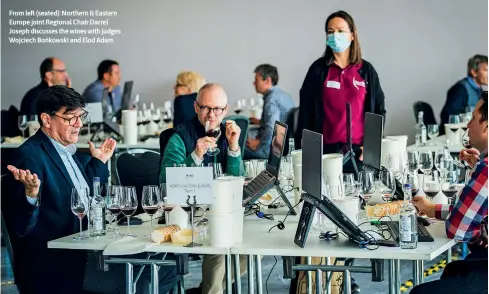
[70,185,164,240]
[18,115,39,138]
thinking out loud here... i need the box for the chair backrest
[159,128,178,174]
[223,115,250,158]
[1,106,22,138]
[284,107,299,156]
[114,149,161,214]
[413,101,437,125]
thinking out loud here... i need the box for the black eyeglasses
[51,69,67,73]
[53,111,88,126]
[195,102,227,116]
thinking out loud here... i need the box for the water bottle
[399,183,418,249]
[415,111,427,147]
[89,177,106,237]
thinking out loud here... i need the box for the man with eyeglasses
[159,83,247,294]
[20,57,72,115]
[3,86,177,293]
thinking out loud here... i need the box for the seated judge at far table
[297,10,386,174]
[173,71,207,128]
[3,86,177,294]
[83,59,123,113]
[411,91,488,294]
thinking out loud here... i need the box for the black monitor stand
[274,179,297,215]
[342,102,359,178]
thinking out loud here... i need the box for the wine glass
[419,151,433,175]
[121,186,138,236]
[159,184,172,225]
[341,173,356,197]
[407,150,420,172]
[243,160,255,182]
[441,171,458,205]
[435,150,453,178]
[18,115,28,138]
[427,124,439,141]
[280,157,294,183]
[423,171,440,201]
[142,185,161,231]
[385,152,405,179]
[405,171,420,197]
[254,159,267,175]
[205,120,221,156]
[106,185,122,237]
[358,171,375,206]
[461,129,471,149]
[207,163,223,179]
[234,100,243,115]
[379,171,396,202]
[71,188,89,240]
[163,109,173,124]
[459,113,471,132]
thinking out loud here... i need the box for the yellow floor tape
[400,255,458,292]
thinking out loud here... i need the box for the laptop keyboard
[243,171,275,205]
[383,221,434,242]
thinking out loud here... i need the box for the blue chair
[223,115,250,158]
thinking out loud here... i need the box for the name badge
[326,81,341,89]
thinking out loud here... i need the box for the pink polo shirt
[322,62,366,145]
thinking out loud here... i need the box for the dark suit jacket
[173,93,197,128]
[2,130,109,294]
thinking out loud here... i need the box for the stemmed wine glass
[427,124,439,141]
[441,171,458,205]
[341,173,357,197]
[419,151,433,175]
[405,171,420,197]
[205,121,221,156]
[423,171,440,201]
[121,186,138,236]
[106,185,122,238]
[18,115,28,138]
[407,150,420,172]
[71,188,89,240]
[142,185,161,231]
[358,171,375,206]
[379,170,396,202]
[234,100,243,115]
[159,184,172,225]
[207,163,223,179]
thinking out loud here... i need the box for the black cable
[265,256,278,294]
[268,201,302,233]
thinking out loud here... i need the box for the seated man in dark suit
[3,86,176,294]
[20,57,71,115]
[173,71,206,127]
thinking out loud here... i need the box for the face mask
[326,32,351,53]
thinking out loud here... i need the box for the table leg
[447,247,452,263]
[393,259,401,294]
[413,260,423,285]
[225,254,233,294]
[248,255,255,294]
[234,254,242,294]
[255,255,263,294]
[343,270,351,294]
[150,264,159,294]
[325,257,331,294]
[126,262,134,294]
[315,269,322,294]
[306,257,312,294]
[388,260,395,294]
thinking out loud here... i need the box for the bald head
[40,57,69,86]
[194,83,229,129]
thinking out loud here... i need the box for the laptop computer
[242,121,288,208]
[294,129,373,248]
[121,81,134,111]
[362,112,383,172]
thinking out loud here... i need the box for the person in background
[83,59,123,113]
[159,83,247,294]
[439,55,488,135]
[173,71,206,127]
[3,86,177,294]
[20,57,71,115]
[245,64,295,159]
[297,10,385,174]
[411,91,488,293]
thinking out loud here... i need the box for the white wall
[2,0,488,141]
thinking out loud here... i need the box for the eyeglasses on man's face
[195,102,227,116]
[52,111,88,126]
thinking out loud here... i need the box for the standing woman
[298,10,386,173]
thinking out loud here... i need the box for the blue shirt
[82,80,123,112]
[248,86,295,158]
[26,134,90,206]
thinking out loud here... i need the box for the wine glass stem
[127,216,130,234]
[150,215,153,231]
[79,218,83,237]
[22,130,25,138]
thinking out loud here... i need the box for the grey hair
[196,83,226,103]
[468,54,488,76]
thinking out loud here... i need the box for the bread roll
[366,200,403,218]
[151,225,181,244]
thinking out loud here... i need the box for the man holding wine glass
[3,86,177,293]
[411,91,487,293]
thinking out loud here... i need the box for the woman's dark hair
[39,57,54,80]
[323,10,362,66]
[480,91,488,122]
[97,59,119,81]
[36,85,86,125]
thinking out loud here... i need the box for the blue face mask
[326,32,351,53]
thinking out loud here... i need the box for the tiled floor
[1,246,447,293]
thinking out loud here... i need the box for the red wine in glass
[121,207,137,216]
[163,118,172,123]
[442,189,457,198]
[143,205,159,215]
[72,206,87,218]
[411,189,419,197]
[108,207,121,216]
[449,128,459,133]
[424,189,439,199]
[235,109,242,114]
[206,128,221,139]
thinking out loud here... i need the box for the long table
[406,135,463,154]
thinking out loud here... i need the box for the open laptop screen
[301,130,323,200]
[362,112,384,170]
[121,81,134,111]
[266,121,288,177]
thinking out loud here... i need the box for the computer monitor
[294,129,373,248]
[362,112,384,170]
[121,81,134,111]
[265,121,288,177]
